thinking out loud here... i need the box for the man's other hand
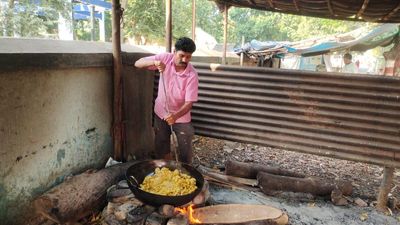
[154,60,166,73]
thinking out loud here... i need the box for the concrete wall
[0,53,114,224]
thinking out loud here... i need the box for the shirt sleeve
[143,53,169,70]
[185,72,199,102]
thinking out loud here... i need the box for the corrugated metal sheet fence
[190,63,400,167]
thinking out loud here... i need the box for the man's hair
[343,53,352,60]
[175,37,196,53]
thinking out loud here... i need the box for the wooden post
[112,0,123,161]
[376,167,394,212]
[166,0,172,52]
[192,0,196,41]
[222,3,228,65]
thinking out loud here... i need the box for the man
[341,53,358,74]
[134,37,198,164]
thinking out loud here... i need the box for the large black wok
[125,160,204,207]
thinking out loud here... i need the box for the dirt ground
[192,135,400,225]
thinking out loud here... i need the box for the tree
[0,0,71,38]
[122,0,223,45]
[228,7,363,45]
[194,0,223,42]
[123,0,165,44]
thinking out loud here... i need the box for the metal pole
[112,0,123,161]
[99,11,106,41]
[90,5,95,41]
[222,4,228,65]
[192,0,196,41]
[166,0,172,52]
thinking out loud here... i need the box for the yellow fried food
[140,167,197,196]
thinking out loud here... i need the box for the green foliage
[195,0,223,42]
[0,0,367,46]
[0,0,71,38]
[75,20,95,41]
[121,0,363,46]
[122,0,224,44]
[229,8,288,43]
[123,0,165,44]
[229,8,363,44]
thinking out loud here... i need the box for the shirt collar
[171,61,191,77]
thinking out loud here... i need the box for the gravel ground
[192,135,400,224]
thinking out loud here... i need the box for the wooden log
[225,160,305,179]
[257,172,352,196]
[206,171,257,187]
[377,167,394,212]
[33,161,136,224]
[192,204,288,225]
[198,165,258,191]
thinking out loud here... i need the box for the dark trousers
[154,115,195,164]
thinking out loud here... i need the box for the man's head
[174,37,196,68]
[343,53,352,65]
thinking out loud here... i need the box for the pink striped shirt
[145,53,198,123]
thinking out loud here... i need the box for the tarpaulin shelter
[235,23,399,59]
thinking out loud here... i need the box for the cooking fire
[175,204,201,224]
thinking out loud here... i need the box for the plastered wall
[0,66,113,225]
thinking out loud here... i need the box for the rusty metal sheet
[190,63,400,167]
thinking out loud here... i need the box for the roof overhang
[212,0,400,23]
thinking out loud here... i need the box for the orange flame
[175,204,201,224]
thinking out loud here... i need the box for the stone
[331,188,348,206]
[223,146,233,153]
[388,197,399,210]
[354,198,368,207]
[146,213,167,225]
[117,180,129,189]
[102,215,125,225]
[111,194,137,204]
[107,189,133,202]
[114,211,127,221]
[112,202,138,222]
[166,215,189,225]
[224,141,237,148]
[106,202,119,215]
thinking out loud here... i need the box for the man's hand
[154,60,166,73]
[164,113,177,125]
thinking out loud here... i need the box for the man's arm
[164,102,193,125]
[134,58,165,72]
